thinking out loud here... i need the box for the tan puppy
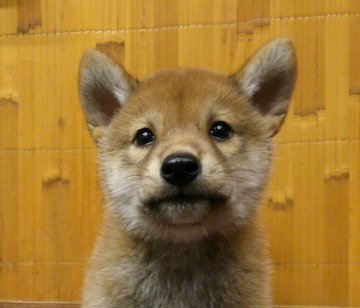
[78,38,296,308]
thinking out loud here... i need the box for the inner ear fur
[78,50,138,142]
[231,38,297,136]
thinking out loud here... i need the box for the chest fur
[124,241,255,308]
[84,227,270,308]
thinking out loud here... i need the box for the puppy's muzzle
[160,153,201,187]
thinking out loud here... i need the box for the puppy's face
[79,39,296,242]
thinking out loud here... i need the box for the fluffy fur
[78,38,296,308]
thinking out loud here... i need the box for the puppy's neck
[91,212,270,307]
[136,234,233,266]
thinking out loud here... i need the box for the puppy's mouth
[145,192,228,209]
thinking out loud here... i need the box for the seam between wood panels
[0,301,79,303]
[274,262,360,266]
[273,306,355,308]
[0,302,80,307]
[1,12,360,38]
[0,305,351,308]
[0,148,96,152]
[0,261,84,266]
[0,22,238,38]
[140,0,146,76]
[276,139,360,145]
[1,261,359,267]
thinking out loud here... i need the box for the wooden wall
[0,0,359,306]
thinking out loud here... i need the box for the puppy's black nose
[161,153,201,187]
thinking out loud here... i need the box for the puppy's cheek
[127,145,150,166]
[214,135,243,157]
[201,136,242,178]
[201,152,221,176]
[145,155,162,182]
[101,154,136,199]
[104,169,129,200]
[201,149,235,194]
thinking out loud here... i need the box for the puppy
[78,38,296,308]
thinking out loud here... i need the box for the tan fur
[78,39,296,308]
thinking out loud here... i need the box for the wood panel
[0,0,359,306]
[0,303,79,308]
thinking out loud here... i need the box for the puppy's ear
[78,50,138,142]
[231,38,296,136]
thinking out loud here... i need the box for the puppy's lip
[145,192,228,208]
[160,194,206,205]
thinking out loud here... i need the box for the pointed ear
[78,50,138,142]
[231,38,296,136]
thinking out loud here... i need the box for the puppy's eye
[134,128,155,147]
[209,121,233,141]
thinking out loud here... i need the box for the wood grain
[0,1,359,306]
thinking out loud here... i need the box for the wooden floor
[0,303,355,308]
[0,0,359,306]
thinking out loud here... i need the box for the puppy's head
[79,39,296,243]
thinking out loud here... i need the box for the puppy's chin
[155,223,212,243]
[144,208,240,244]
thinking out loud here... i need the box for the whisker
[120,174,155,181]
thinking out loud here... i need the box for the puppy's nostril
[161,164,174,176]
[185,161,199,174]
[161,153,201,187]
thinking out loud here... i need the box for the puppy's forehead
[129,68,237,117]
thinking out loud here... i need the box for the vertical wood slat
[349,15,360,94]
[0,1,359,306]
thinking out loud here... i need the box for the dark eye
[209,121,233,141]
[134,128,155,147]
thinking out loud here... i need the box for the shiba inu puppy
[79,38,296,308]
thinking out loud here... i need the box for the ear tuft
[231,38,296,135]
[78,50,138,142]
